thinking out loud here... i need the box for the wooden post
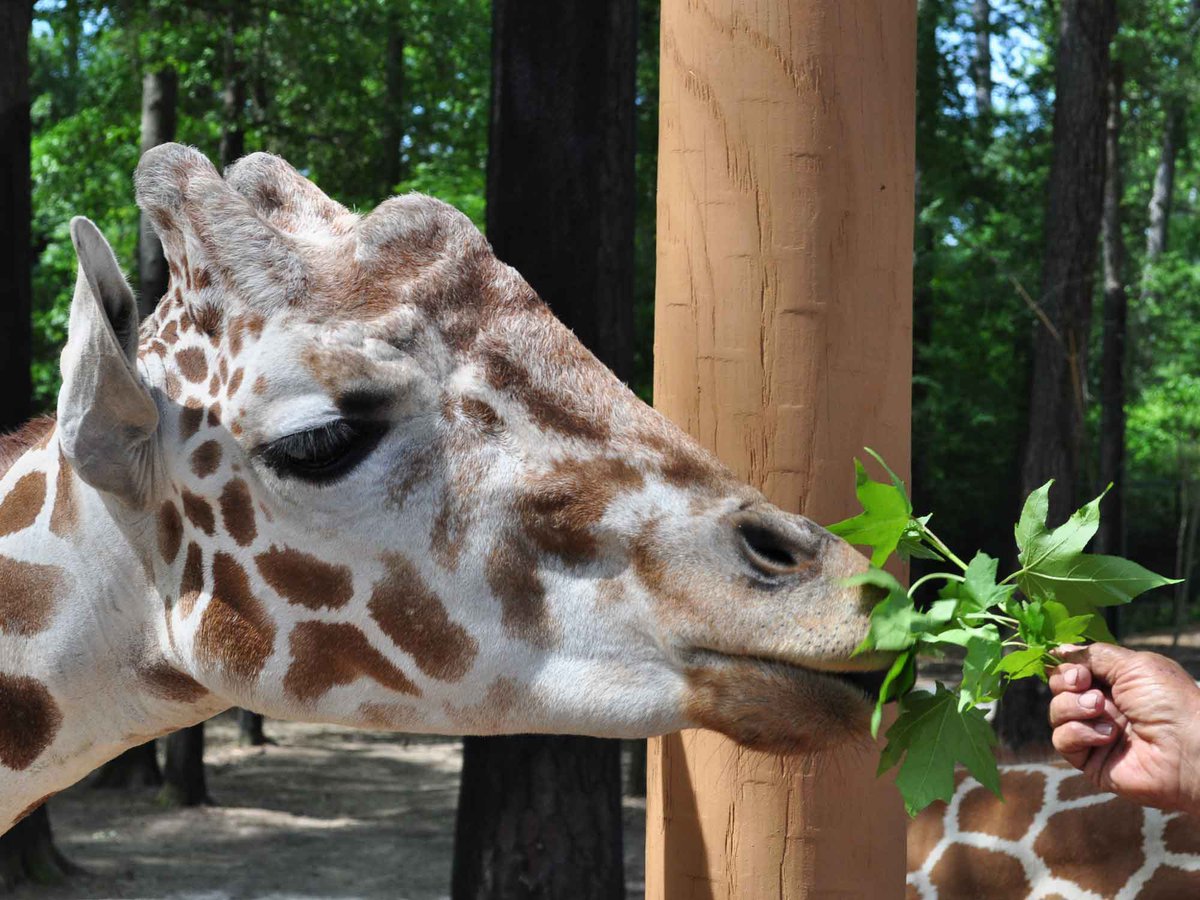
[645,1,915,898]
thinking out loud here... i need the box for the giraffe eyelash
[256,419,386,484]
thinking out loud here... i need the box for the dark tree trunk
[1000,0,1116,751]
[623,741,646,798]
[972,0,992,119]
[90,740,162,789]
[1097,65,1127,639]
[0,0,33,430]
[160,725,210,807]
[382,10,407,193]
[453,737,625,900]
[0,806,76,892]
[451,1,636,897]
[219,7,245,170]
[238,708,268,746]
[1097,66,1127,555]
[137,65,178,320]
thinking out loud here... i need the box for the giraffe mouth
[680,648,889,752]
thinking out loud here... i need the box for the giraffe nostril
[733,513,818,578]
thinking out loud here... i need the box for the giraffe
[0,143,890,834]
[906,763,1200,898]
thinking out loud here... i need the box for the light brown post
[645,1,915,898]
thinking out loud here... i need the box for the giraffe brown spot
[0,674,62,770]
[1034,798,1145,897]
[49,450,78,537]
[164,373,182,401]
[482,347,609,441]
[219,478,256,546]
[161,320,179,344]
[516,457,643,564]
[192,303,222,338]
[256,546,353,610]
[252,374,269,395]
[957,769,1045,840]
[218,358,229,384]
[208,373,220,396]
[181,489,215,535]
[176,347,209,383]
[1057,772,1099,801]
[157,501,183,565]
[444,677,524,731]
[0,556,63,635]
[191,440,222,478]
[929,845,1029,900]
[0,471,47,537]
[179,399,205,442]
[227,368,244,397]
[904,886,920,900]
[907,801,946,872]
[630,519,687,608]
[284,620,420,702]
[1163,813,1200,854]
[486,534,555,648]
[227,317,246,357]
[1137,865,1200,898]
[459,397,503,434]
[357,701,418,729]
[179,542,204,617]
[368,555,478,681]
[138,660,209,704]
[194,267,213,290]
[246,314,265,340]
[208,404,222,428]
[195,551,276,681]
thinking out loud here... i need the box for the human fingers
[1055,643,1136,683]
[1052,719,1117,767]
[1048,689,1105,727]
[1048,662,1092,695]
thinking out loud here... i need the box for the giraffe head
[56,144,888,754]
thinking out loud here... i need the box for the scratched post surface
[645,0,915,897]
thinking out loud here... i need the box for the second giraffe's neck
[0,426,223,830]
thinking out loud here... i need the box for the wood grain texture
[645,0,915,896]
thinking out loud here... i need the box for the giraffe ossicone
[0,143,888,832]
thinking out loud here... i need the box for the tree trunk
[219,7,245,170]
[90,740,162,789]
[451,1,636,897]
[1000,0,1116,751]
[972,0,992,119]
[1142,108,1180,295]
[159,725,210,807]
[0,0,33,431]
[137,65,178,320]
[238,708,269,746]
[624,740,646,798]
[382,9,407,193]
[0,806,76,893]
[1097,65,1127,640]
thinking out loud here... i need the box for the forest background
[1,0,1199,894]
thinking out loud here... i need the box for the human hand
[1049,643,1200,815]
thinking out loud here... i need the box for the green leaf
[994,647,1047,680]
[957,552,1016,613]
[878,686,1000,816]
[959,634,1003,710]
[1042,600,1093,645]
[871,650,916,738]
[852,570,956,654]
[828,458,913,567]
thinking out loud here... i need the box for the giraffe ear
[57,217,159,507]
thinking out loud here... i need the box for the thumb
[1056,643,1133,682]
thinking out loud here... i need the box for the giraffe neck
[0,424,223,829]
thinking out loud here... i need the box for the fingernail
[1065,669,1078,688]
[1080,692,1100,711]
[1096,722,1113,736]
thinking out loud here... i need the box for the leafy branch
[827,451,1179,816]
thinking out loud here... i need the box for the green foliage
[829,454,1178,816]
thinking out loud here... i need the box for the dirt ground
[18,715,646,900]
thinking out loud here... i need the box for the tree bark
[1000,0,1116,751]
[137,65,178,320]
[382,7,407,193]
[160,725,210,807]
[219,6,245,170]
[0,0,33,431]
[0,806,76,893]
[451,1,636,897]
[972,0,992,118]
[90,740,162,789]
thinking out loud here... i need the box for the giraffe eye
[258,419,385,484]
